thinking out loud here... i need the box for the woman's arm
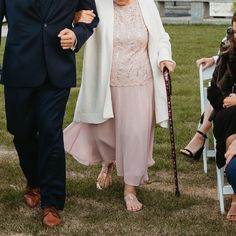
[74,10,96,24]
[72,0,99,52]
[151,1,175,73]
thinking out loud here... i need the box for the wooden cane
[163,67,180,197]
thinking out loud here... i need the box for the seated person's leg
[225,158,236,221]
[180,103,212,159]
[225,137,236,221]
[226,157,236,192]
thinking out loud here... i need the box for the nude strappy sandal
[124,193,143,212]
[96,162,115,190]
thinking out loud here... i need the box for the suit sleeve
[72,0,99,52]
[0,0,6,45]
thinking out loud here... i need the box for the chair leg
[203,138,209,174]
[216,166,225,214]
[203,146,208,174]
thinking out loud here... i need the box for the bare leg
[225,135,236,221]
[124,184,142,212]
[225,134,236,164]
[180,103,212,156]
[227,195,236,221]
[225,138,236,165]
[226,134,236,150]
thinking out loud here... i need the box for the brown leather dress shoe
[24,186,40,208]
[42,207,61,228]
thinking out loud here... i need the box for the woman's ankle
[124,184,136,196]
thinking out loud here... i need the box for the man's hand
[74,10,96,24]
[223,93,236,108]
[196,57,215,70]
[58,28,77,50]
[159,60,175,73]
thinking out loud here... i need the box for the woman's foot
[227,195,236,221]
[141,180,152,185]
[124,185,143,212]
[180,130,207,160]
[96,162,115,190]
[140,173,152,185]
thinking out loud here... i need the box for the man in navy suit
[0,0,98,227]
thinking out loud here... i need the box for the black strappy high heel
[180,130,207,161]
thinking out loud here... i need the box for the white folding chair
[199,64,234,214]
[199,64,216,174]
[216,166,234,214]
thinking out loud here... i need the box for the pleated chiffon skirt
[64,80,155,186]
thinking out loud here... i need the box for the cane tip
[175,191,181,197]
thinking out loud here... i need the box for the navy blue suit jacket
[0,0,99,88]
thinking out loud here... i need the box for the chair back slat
[199,64,216,115]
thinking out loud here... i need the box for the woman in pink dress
[64,0,175,212]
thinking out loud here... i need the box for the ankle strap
[197,130,207,139]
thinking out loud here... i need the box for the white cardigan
[73,0,175,128]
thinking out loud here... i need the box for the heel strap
[197,130,207,139]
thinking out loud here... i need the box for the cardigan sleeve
[152,2,175,66]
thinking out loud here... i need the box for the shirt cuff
[71,38,77,51]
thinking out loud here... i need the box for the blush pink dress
[64,0,155,186]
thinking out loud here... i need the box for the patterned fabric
[110,0,153,87]
[64,81,155,186]
[63,0,156,186]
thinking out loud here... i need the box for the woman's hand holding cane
[160,60,176,73]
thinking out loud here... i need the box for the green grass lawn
[1,25,236,235]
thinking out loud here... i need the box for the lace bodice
[110,0,153,87]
